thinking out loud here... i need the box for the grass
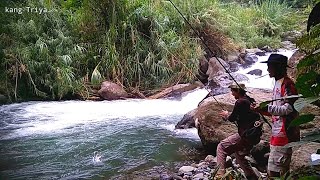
[0,0,310,101]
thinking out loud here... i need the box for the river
[0,50,294,179]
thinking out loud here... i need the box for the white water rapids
[0,50,295,179]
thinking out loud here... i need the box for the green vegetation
[0,0,313,101]
[286,23,320,147]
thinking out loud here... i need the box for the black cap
[261,54,291,68]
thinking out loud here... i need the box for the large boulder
[291,143,320,170]
[195,101,236,153]
[287,50,306,80]
[206,57,228,81]
[184,88,273,153]
[98,81,129,100]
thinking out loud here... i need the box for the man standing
[258,54,300,178]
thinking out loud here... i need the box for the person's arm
[228,100,244,122]
[267,103,293,116]
[267,79,298,116]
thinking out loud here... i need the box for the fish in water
[93,151,102,163]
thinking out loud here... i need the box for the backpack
[241,120,263,145]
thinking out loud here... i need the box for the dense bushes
[0,0,311,101]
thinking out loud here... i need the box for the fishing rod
[166,0,271,128]
[166,0,244,92]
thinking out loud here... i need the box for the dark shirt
[228,96,260,136]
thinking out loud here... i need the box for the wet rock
[160,173,171,180]
[175,109,197,129]
[98,81,129,100]
[255,51,266,56]
[228,61,240,72]
[247,69,263,76]
[230,73,249,82]
[260,46,274,52]
[242,54,258,68]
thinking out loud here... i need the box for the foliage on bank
[0,0,312,101]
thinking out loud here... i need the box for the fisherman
[256,54,300,178]
[217,83,262,180]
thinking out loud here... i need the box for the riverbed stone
[255,51,266,56]
[175,109,197,129]
[193,173,204,179]
[179,166,196,173]
[160,173,171,180]
[204,155,216,163]
[228,61,240,72]
[247,69,263,76]
[242,54,258,68]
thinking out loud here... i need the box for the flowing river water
[0,50,294,179]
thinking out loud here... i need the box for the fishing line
[166,0,272,128]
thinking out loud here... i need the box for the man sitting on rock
[257,54,300,178]
[217,83,261,179]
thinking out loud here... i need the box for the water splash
[92,151,103,165]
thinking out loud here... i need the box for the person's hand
[219,110,229,120]
[254,102,269,113]
[250,102,257,110]
[253,102,272,116]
